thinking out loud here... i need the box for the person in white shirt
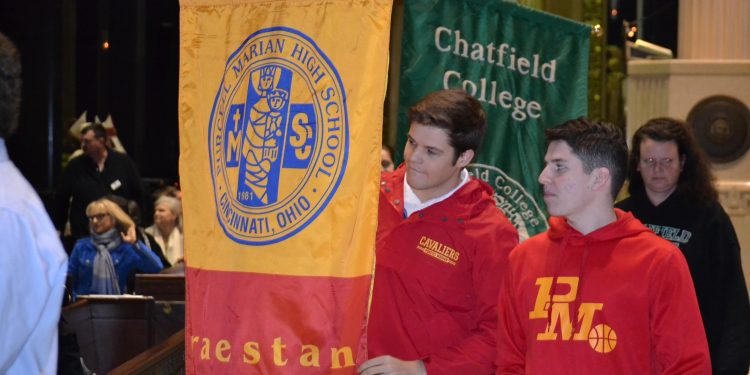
[146,195,183,266]
[0,31,68,375]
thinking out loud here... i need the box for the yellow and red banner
[178,1,392,372]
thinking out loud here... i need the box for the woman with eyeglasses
[616,117,750,375]
[68,198,163,299]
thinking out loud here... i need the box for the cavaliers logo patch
[208,27,348,245]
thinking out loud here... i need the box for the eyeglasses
[640,157,675,169]
[87,213,109,222]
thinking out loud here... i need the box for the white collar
[403,168,469,217]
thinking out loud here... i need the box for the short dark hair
[82,122,108,142]
[0,32,22,138]
[105,194,143,226]
[153,185,180,200]
[381,143,394,159]
[407,89,486,163]
[627,117,717,203]
[545,118,628,199]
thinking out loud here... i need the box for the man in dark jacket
[56,123,144,244]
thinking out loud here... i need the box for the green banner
[397,0,590,239]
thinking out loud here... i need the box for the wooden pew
[108,329,185,375]
[134,273,185,302]
[61,295,155,374]
[134,272,186,345]
[60,272,187,373]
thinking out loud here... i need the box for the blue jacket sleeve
[132,241,164,273]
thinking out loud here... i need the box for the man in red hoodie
[359,89,519,375]
[496,118,711,374]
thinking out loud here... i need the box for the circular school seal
[468,163,548,240]
[208,27,348,245]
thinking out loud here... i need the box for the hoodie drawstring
[547,234,570,329]
[571,240,590,333]
[547,235,591,333]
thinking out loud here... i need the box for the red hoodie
[496,210,711,374]
[368,166,519,375]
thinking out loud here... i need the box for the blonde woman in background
[68,198,163,298]
[146,195,183,266]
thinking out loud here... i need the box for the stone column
[678,0,750,59]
